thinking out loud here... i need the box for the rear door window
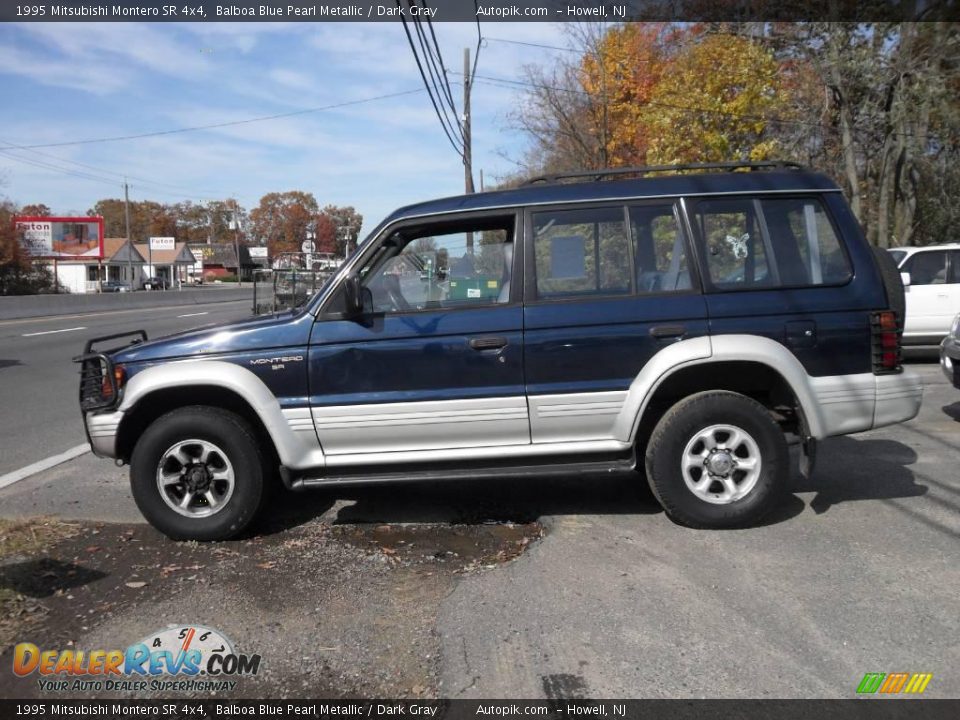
[532,206,631,298]
[629,204,692,293]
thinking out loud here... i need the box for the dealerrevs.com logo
[13,625,261,693]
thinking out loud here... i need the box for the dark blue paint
[701,194,886,377]
[309,306,524,407]
[111,310,314,407]
[524,295,710,396]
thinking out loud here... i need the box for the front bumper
[85,409,124,459]
[940,335,960,389]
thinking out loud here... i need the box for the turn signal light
[101,364,126,399]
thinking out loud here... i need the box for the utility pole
[124,180,132,287]
[463,47,474,195]
[464,47,475,255]
[232,200,242,287]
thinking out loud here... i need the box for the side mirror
[343,274,363,316]
[900,272,911,288]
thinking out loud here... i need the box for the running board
[279,454,637,491]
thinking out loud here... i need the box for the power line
[421,1,462,133]
[0,139,232,199]
[0,149,123,188]
[410,5,463,146]
[483,37,580,54]
[0,147,232,201]
[396,0,465,158]
[10,88,427,150]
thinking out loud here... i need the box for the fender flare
[614,334,826,442]
[118,359,324,469]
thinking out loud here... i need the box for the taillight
[872,311,901,374]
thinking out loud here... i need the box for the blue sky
[0,22,571,236]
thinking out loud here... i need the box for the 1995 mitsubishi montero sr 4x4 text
[76,162,923,540]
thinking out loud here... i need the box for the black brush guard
[73,330,148,412]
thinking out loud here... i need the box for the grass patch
[0,517,77,561]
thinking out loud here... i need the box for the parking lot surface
[0,362,957,699]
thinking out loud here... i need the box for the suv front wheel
[645,391,788,529]
[130,406,266,541]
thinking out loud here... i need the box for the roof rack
[523,160,807,186]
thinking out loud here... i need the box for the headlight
[952,314,960,339]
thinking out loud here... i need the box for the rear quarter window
[692,195,852,290]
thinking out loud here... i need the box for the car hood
[111,309,314,363]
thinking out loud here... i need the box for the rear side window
[629,205,692,293]
[533,207,631,298]
[694,199,772,288]
[692,196,851,289]
[761,198,851,285]
[903,250,948,285]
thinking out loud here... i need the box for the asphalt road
[0,360,957,698]
[0,299,252,477]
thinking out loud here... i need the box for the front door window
[358,218,514,313]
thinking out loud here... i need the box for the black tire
[871,246,906,322]
[644,391,788,529]
[130,406,266,541]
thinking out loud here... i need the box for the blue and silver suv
[76,162,923,540]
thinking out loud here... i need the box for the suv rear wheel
[645,391,788,529]
[130,406,266,541]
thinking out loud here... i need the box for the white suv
[888,243,960,347]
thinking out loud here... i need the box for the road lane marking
[0,299,250,328]
[22,326,87,337]
[0,443,91,491]
[177,312,209,317]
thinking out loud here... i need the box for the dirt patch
[0,518,81,648]
[0,512,543,699]
[331,521,543,571]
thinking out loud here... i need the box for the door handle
[469,336,508,351]
[649,324,686,339]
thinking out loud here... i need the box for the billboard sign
[149,236,175,251]
[248,247,268,259]
[14,216,104,259]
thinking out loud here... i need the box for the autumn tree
[510,24,786,174]
[0,200,56,295]
[314,212,338,255]
[249,191,319,256]
[579,23,673,167]
[321,205,363,257]
[19,203,52,217]
[642,33,788,165]
[87,199,177,241]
